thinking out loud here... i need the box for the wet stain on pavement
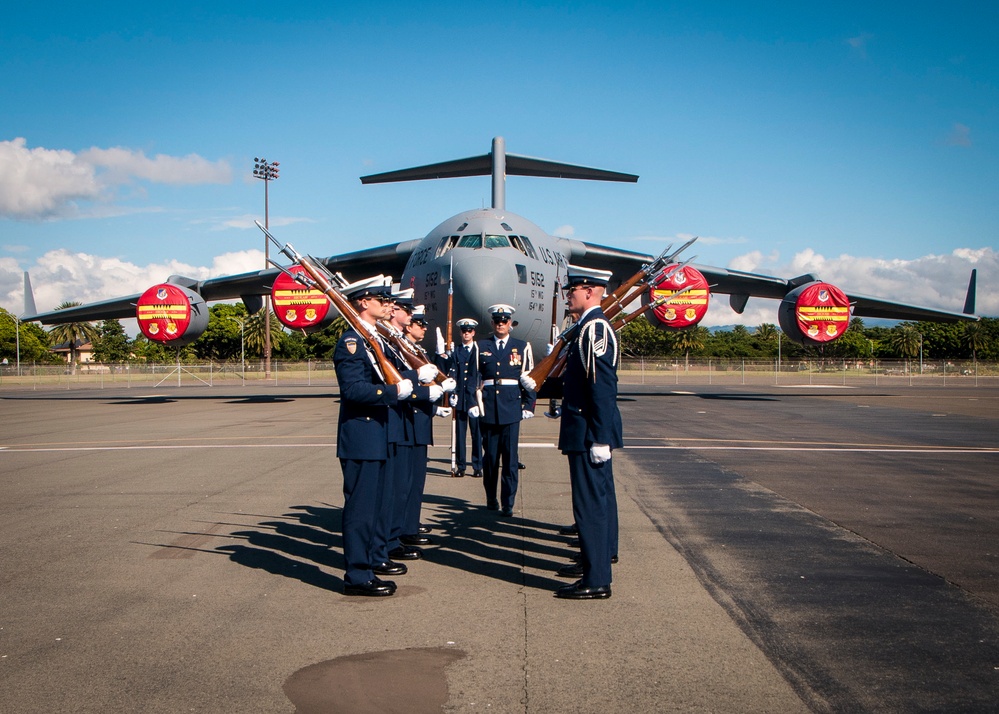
[283,646,466,713]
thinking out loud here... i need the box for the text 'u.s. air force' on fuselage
[22,136,977,357]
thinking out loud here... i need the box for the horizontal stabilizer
[361,154,637,185]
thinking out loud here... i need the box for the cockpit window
[511,235,538,260]
[484,234,511,249]
[435,235,459,258]
[457,234,482,249]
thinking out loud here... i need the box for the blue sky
[2,1,996,326]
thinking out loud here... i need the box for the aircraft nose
[451,252,523,324]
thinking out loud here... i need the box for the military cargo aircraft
[23,137,977,354]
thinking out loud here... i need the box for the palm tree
[244,308,284,361]
[887,324,921,372]
[47,302,99,374]
[963,321,984,364]
[672,326,707,370]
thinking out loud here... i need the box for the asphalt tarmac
[1,382,997,712]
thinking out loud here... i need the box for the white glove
[436,407,452,418]
[417,363,439,383]
[428,385,444,402]
[589,443,611,464]
[519,373,536,391]
[436,327,446,355]
[396,378,413,400]
[521,410,534,420]
[545,343,555,356]
[468,405,480,418]
[440,377,457,392]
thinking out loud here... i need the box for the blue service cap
[391,287,415,311]
[410,305,428,325]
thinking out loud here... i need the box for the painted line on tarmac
[0,443,334,453]
[625,445,999,453]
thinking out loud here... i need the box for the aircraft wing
[569,240,978,324]
[23,240,419,325]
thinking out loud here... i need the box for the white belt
[482,379,519,387]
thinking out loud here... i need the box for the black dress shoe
[372,561,407,576]
[344,579,394,597]
[554,581,611,600]
[472,470,483,478]
[559,523,579,536]
[486,501,499,510]
[418,525,433,534]
[452,470,465,478]
[389,545,424,561]
[400,534,433,546]
[556,562,584,578]
[518,462,525,470]
[499,507,513,517]
[572,553,618,564]
[373,576,397,592]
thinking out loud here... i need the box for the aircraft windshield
[484,234,511,249]
[434,232,528,258]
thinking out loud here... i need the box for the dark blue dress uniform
[450,341,482,474]
[333,327,400,587]
[477,335,536,512]
[558,307,623,590]
[377,339,432,563]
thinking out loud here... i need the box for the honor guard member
[470,304,536,517]
[399,306,454,544]
[333,275,414,597]
[379,288,443,566]
[450,318,483,478]
[551,265,622,600]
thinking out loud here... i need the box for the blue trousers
[339,458,387,586]
[455,410,482,471]
[373,443,408,563]
[482,421,520,510]
[567,452,615,588]
[404,444,428,535]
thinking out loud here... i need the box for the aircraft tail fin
[963,269,977,315]
[22,271,37,319]
[360,136,637,211]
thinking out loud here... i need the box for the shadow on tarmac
[214,497,569,594]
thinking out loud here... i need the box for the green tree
[302,316,350,359]
[243,308,285,362]
[192,304,247,361]
[47,302,100,373]
[91,320,132,363]
[673,326,708,367]
[619,318,671,358]
[2,308,55,364]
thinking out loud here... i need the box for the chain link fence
[1,358,996,390]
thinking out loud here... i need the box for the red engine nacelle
[136,284,209,347]
[271,266,337,332]
[778,281,852,346]
[644,264,711,330]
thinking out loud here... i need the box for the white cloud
[0,248,264,317]
[846,32,874,59]
[946,123,972,147]
[700,246,998,327]
[552,224,575,238]
[0,138,232,220]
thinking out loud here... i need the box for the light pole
[229,316,245,383]
[1,311,19,376]
[253,157,280,379]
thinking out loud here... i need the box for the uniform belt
[481,379,519,386]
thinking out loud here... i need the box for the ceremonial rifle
[256,221,403,385]
[527,240,696,390]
